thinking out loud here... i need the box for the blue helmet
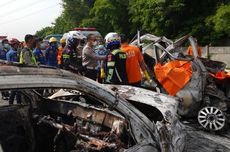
[65,31,86,48]
[67,37,76,48]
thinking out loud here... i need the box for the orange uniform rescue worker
[187,38,202,57]
[121,35,151,87]
[58,38,66,67]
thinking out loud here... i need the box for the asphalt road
[183,124,230,152]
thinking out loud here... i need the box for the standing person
[6,38,20,62]
[82,34,105,80]
[187,38,202,57]
[20,34,36,65]
[0,39,10,61]
[77,38,86,74]
[104,32,128,84]
[121,35,151,87]
[62,31,85,72]
[0,39,10,100]
[6,38,21,104]
[95,45,108,83]
[58,38,66,67]
[45,37,58,67]
[33,38,46,65]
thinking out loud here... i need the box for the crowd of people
[0,31,153,104]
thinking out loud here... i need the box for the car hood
[49,84,179,124]
[105,85,179,123]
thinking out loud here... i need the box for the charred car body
[50,85,186,152]
[132,34,230,131]
[0,64,185,152]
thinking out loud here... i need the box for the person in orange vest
[121,34,151,87]
[58,38,66,68]
[187,38,202,57]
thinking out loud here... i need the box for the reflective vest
[19,48,36,64]
[106,49,128,84]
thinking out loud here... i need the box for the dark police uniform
[61,47,78,71]
[105,49,128,84]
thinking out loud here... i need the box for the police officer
[82,34,105,80]
[45,37,58,67]
[20,34,36,65]
[33,38,46,65]
[7,38,21,104]
[104,32,128,84]
[62,31,85,72]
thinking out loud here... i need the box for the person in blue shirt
[95,45,108,83]
[0,39,10,100]
[7,38,21,104]
[0,38,10,60]
[45,37,58,67]
[6,38,20,62]
[33,38,46,65]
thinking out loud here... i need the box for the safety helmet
[65,31,86,48]
[104,32,121,49]
[66,37,74,48]
[60,38,66,44]
[49,37,57,43]
[67,31,86,40]
[9,38,20,45]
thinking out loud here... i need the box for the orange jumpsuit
[58,46,63,65]
[187,45,202,57]
[121,43,144,84]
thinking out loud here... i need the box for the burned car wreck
[0,65,163,152]
[50,84,186,152]
[1,35,229,152]
[131,34,230,131]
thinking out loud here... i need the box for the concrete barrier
[182,47,230,68]
[202,47,230,68]
[145,46,230,68]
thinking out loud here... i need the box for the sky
[0,0,63,40]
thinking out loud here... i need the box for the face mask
[51,43,57,48]
[92,41,97,46]
[61,43,66,48]
[40,43,45,50]
[3,44,10,49]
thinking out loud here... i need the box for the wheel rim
[198,106,225,131]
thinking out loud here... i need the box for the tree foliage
[36,26,54,38]
[36,0,230,45]
[82,0,131,36]
[209,4,230,37]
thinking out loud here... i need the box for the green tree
[36,26,53,38]
[36,0,91,37]
[209,4,230,37]
[129,0,224,45]
[82,0,131,36]
[36,0,230,45]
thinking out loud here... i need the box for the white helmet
[104,32,121,48]
[67,31,86,40]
